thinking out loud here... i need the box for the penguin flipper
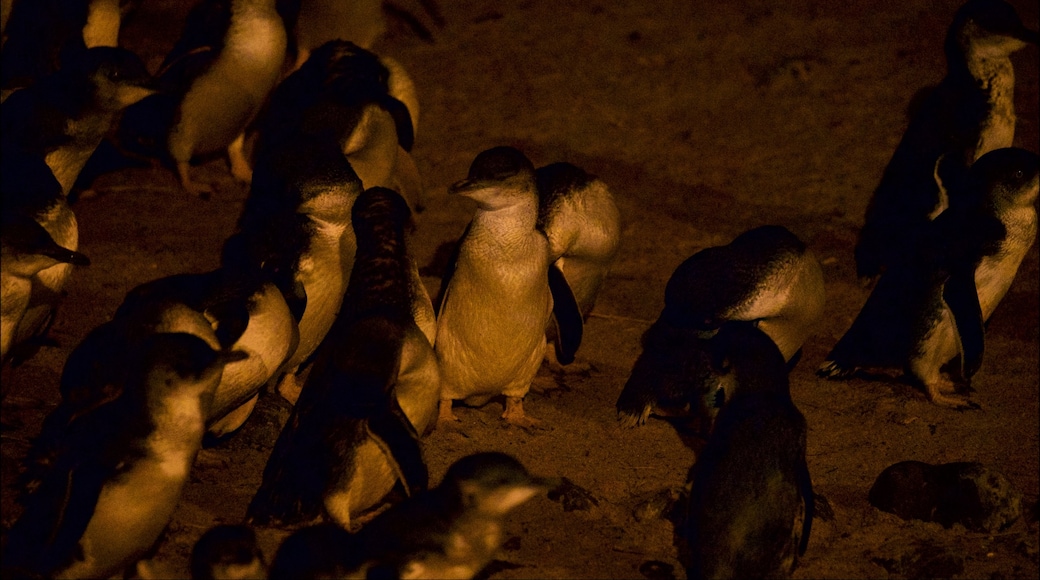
[366,410,429,497]
[379,95,415,152]
[943,270,984,378]
[548,263,583,365]
[796,457,814,556]
[433,226,468,316]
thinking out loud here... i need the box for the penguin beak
[115,83,158,107]
[448,178,485,195]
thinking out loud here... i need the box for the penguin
[1,45,155,195]
[0,145,86,368]
[247,187,439,529]
[342,452,552,580]
[0,333,243,579]
[239,132,364,404]
[190,524,268,580]
[684,321,814,580]
[118,0,286,197]
[434,146,582,429]
[617,225,824,428]
[252,39,424,211]
[267,522,353,580]
[818,147,1038,408]
[855,0,1038,279]
[0,0,123,91]
[535,161,621,364]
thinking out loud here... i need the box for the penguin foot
[277,372,304,406]
[228,134,253,185]
[502,397,544,430]
[617,405,652,429]
[816,360,856,380]
[177,162,214,199]
[926,379,980,410]
[436,398,462,430]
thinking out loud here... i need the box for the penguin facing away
[819,147,1038,408]
[855,0,1038,279]
[435,146,583,429]
[685,321,814,580]
[343,452,552,580]
[535,161,620,363]
[247,187,439,529]
[118,0,286,196]
[616,225,824,428]
[1,333,243,580]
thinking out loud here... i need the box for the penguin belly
[208,283,297,436]
[976,210,1036,319]
[750,252,826,361]
[395,325,441,434]
[82,0,120,48]
[324,439,398,529]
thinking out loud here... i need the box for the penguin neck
[950,44,1016,104]
[148,388,211,444]
[470,199,540,249]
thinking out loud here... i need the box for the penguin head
[441,452,551,516]
[65,46,155,111]
[450,147,537,210]
[949,0,1038,58]
[352,186,413,245]
[136,333,246,411]
[1,213,90,277]
[970,147,1039,211]
[190,524,267,580]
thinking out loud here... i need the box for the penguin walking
[247,187,439,529]
[617,225,824,428]
[239,132,364,404]
[818,147,1038,408]
[535,161,621,364]
[435,146,582,429]
[685,321,814,580]
[855,0,1038,279]
[118,0,286,196]
[342,452,551,580]
[252,39,424,211]
[0,333,243,579]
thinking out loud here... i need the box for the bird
[434,146,583,429]
[818,147,1038,408]
[855,0,1038,280]
[266,522,353,580]
[535,161,621,364]
[190,523,268,580]
[0,333,243,579]
[117,0,286,197]
[617,225,824,428]
[252,39,424,211]
[342,452,552,580]
[247,187,439,529]
[685,321,814,580]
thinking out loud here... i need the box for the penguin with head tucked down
[117,0,286,197]
[819,147,1038,408]
[435,146,583,429]
[685,321,814,580]
[855,0,1038,280]
[617,225,824,428]
[0,333,243,580]
[535,161,620,364]
[247,187,439,530]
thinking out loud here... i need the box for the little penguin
[239,132,364,404]
[118,0,286,196]
[247,187,439,529]
[535,161,621,364]
[190,524,268,580]
[0,146,86,368]
[342,451,552,580]
[252,39,424,211]
[0,0,123,91]
[685,321,814,580]
[267,522,354,579]
[616,225,824,428]
[2,45,154,196]
[818,147,1038,408]
[435,146,582,429]
[855,0,1038,279]
[0,333,243,580]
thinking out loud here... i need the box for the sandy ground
[2,0,1038,578]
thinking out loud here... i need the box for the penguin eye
[1014,170,1024,179]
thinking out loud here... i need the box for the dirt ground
[2,0,1038,578]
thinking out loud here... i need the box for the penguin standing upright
[119,0,286,196]
[342,452,552,580]
[247,187,439,529]
[535,161,620,364]
[435,146,582,429]
[685,321,814,580]
[819,147,1038,408]
[855,0,1038,279]
[0,333,243,579]
[617,225,824,428]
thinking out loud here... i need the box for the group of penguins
[0,0,1037,578]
